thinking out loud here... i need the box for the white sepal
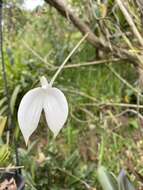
[18,76,69,145]
[18,88,44,145]
[43,87,68,137]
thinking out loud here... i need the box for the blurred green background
[0,0,143,189]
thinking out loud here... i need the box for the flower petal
[18,88,44,145]
[43,87,68,137]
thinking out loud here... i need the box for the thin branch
[0,166,24,171]
[80,102,143,109]
[115,109,143,119]
[116,0,143,47]
[60,58,121,69]
[44,0,138,65]
[63,88,97,102]
[23,41,54,69]
[45,0,106,48]
[107,65,142,97]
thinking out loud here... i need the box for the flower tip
[24,136,29,146]
[52,131,58,139]
[53,133,58,139]
[25,141,28,147]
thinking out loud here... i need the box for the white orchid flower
[18,34,88,145]
[18,76,68,145]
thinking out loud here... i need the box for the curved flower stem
[50,33,88,86]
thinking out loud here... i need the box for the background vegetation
[0,0,143,189]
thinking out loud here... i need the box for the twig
[0,166,24,171]
[23,41,54,69]
[70,110,89,123]
[116,0,143,47]
[107,65,143,97]
[45,0,139,65]
[64,87,143,109]
[59,58,121,69]
[119,28,143,65]
[45,0,106,48]
[80,102,143,109]
[63,88,97,102]
[114,109,143,119]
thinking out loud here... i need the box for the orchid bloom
[18,76,68,145]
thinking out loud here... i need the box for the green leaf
[0,116,7,137]
[129,119,139,129]
[0,98,7,115]
[118,170,136,190]
[10,85,21,114]
[97,166,118,190]
[63,150,80,169]
[0,105,8,116]
[0,97,6,109]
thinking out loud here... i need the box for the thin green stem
[50,33,88,85]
